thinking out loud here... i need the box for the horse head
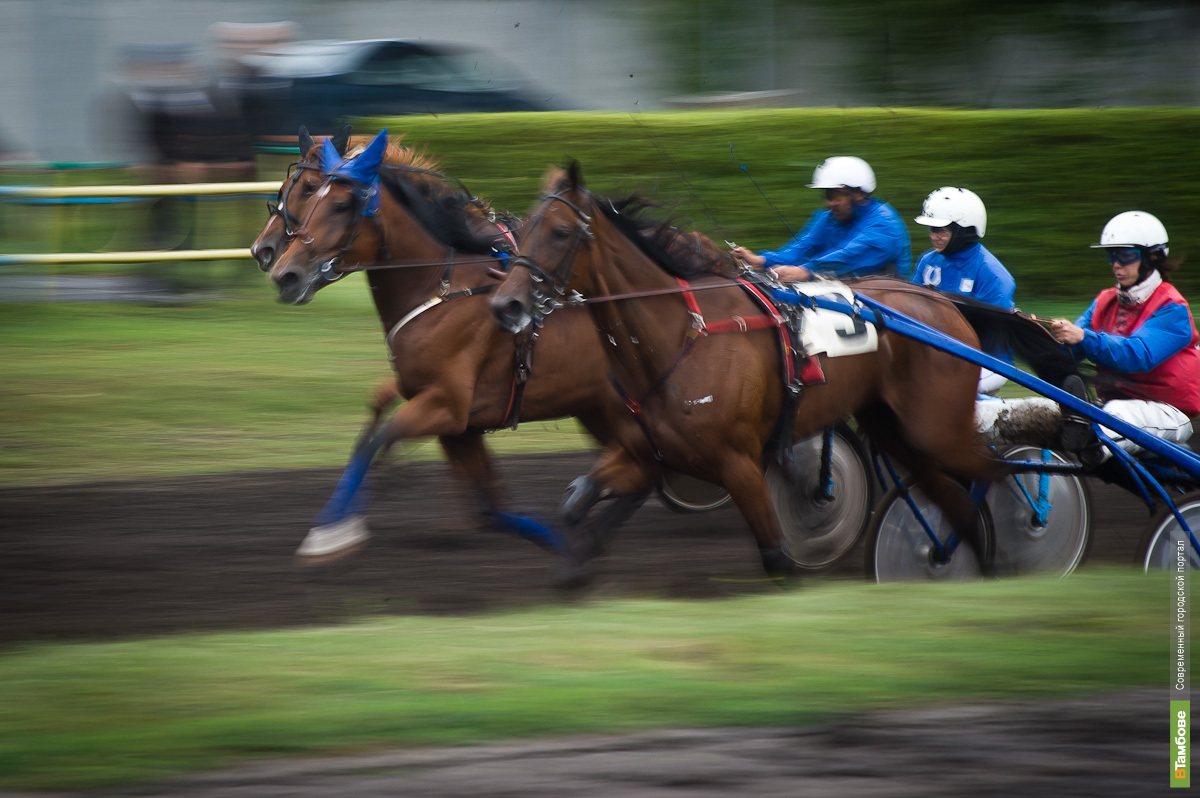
[266,129,391,305]
[491,162,596,334]
[491,161,735,334]
[250,124,351,273]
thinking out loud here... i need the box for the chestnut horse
[258,130,639,559]
[490,163,1009,581]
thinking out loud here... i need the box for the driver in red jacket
[1049,211,1199,460]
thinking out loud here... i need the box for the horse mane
[596,194,740,280]
[309,134,504,256]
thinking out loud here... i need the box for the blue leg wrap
[489,511,566,553]
[314,445,376,526]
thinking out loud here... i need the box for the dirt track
[0,452,1175,796]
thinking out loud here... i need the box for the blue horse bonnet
[320,129,388,217]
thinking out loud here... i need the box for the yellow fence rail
[0,181,281,265]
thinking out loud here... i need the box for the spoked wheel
[865,482,995,583]
[987,446,1092,576]
[766,424,874,570]
[657,469,732,513]
[1139,490,1200,571]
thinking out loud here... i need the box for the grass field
[0,570,1168,791]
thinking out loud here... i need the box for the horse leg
[355,375,403,457]
[437,431,564,552]
[555,447,654,588]
[438,431,503,520]
[561,410,626,523]
[298,389,473,561]
[716,453,798,580]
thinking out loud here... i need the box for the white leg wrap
[296,515,370,558]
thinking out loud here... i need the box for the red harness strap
[609,275,822,460]
[732,277,825,386]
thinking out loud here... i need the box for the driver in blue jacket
[911,186,1016,393]
[731,156,911,282]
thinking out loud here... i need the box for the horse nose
[491,297,531,335]
[273,269,303,303]
[252,244,274,272]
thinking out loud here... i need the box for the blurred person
[209,21,299,89]
[730,155,911,281]
[101,42,254,182]
[911,186,1015,394]
[978,211,1198,463]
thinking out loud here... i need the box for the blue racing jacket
[911,243,1016,310]
[758,198,911,279]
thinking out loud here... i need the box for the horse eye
[332,201,351,214]
[551,226,572,241]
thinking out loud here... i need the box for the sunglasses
[1107,248,1142,266]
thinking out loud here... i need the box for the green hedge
[352,108,1200,301]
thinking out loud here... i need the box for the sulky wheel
[1139,489,1200,572]
[657,469,732,513]
[865,481,995,583]
[766,424,874,571]
[987,445,1092,576]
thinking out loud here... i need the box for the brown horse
[258,130,638,559]
[490,163,1009,581]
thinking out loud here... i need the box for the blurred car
[236,39,556,138]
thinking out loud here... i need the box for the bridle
[266,160,322,238]
[271,158,520,295]
[508,190,596,323]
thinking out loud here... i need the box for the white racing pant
[977,368,1007,395]
[975,396,1193,456]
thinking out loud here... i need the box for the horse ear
[298,126,315,158]
[330,124,352,156]
[335,129,388,185]
[567,159,584,190]
[321,137,344,172]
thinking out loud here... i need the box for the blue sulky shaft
[769,285,1200,483]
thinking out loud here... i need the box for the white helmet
[914,187,987,238]
[808,156,876,194]
[1090,210,1169,255]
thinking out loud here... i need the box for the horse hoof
[552,559,594,590]
[295,515,370,563]
[551,541,598,589]
[759,545,800,584]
